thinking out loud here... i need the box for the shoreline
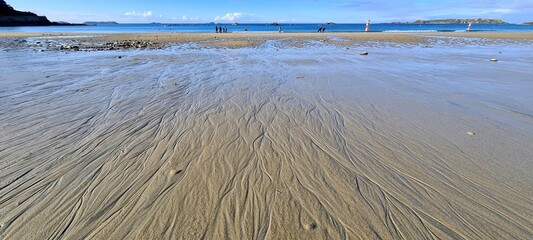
[1,31,532,41]
[1,31,532,50]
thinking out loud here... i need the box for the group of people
[215,25,328,33]
[216,26,228,33]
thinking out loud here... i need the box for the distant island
[411,18,507,24]
[523,22,533,25]
[84,21,119,26]
[0,0,79,26]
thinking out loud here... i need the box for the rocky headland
[0,0,77,26]
[412,18,507,24]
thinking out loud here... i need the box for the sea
[1,23,533,33]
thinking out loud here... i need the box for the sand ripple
[0,42,532,239]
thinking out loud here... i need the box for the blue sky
[7,0,533,23]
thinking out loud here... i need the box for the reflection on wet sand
[0,36,532,239]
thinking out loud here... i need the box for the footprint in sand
[168,169,183,177]
[303,222,317,230]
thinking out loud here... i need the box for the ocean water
[1,23,533,33]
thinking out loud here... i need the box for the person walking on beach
[278,26,282,33]
[216,26,219,33]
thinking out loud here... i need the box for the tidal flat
[0,32,532,239]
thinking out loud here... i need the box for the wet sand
[0,33,532,239]
[1,32,532,49]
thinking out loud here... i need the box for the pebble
[103,40,157,50]
[490,58,498,62]
[467,131,476,136]
[60,45,79,50]
[360,52,369,55]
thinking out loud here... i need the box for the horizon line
[72,21,525,25]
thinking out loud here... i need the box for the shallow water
[0,40,532,239]
[2,23,533,33]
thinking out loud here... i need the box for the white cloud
[479,8,513,14]
[493,8,513,13]
[182,15,199,21]
[124,11,153,17]
[214,12,245,22]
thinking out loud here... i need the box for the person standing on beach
[279,26,282,33]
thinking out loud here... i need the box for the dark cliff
[0,0,53,26]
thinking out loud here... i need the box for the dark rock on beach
[104,40,158,49]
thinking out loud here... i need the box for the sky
[7,0,533,24]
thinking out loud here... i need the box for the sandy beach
[0,32,532,239]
